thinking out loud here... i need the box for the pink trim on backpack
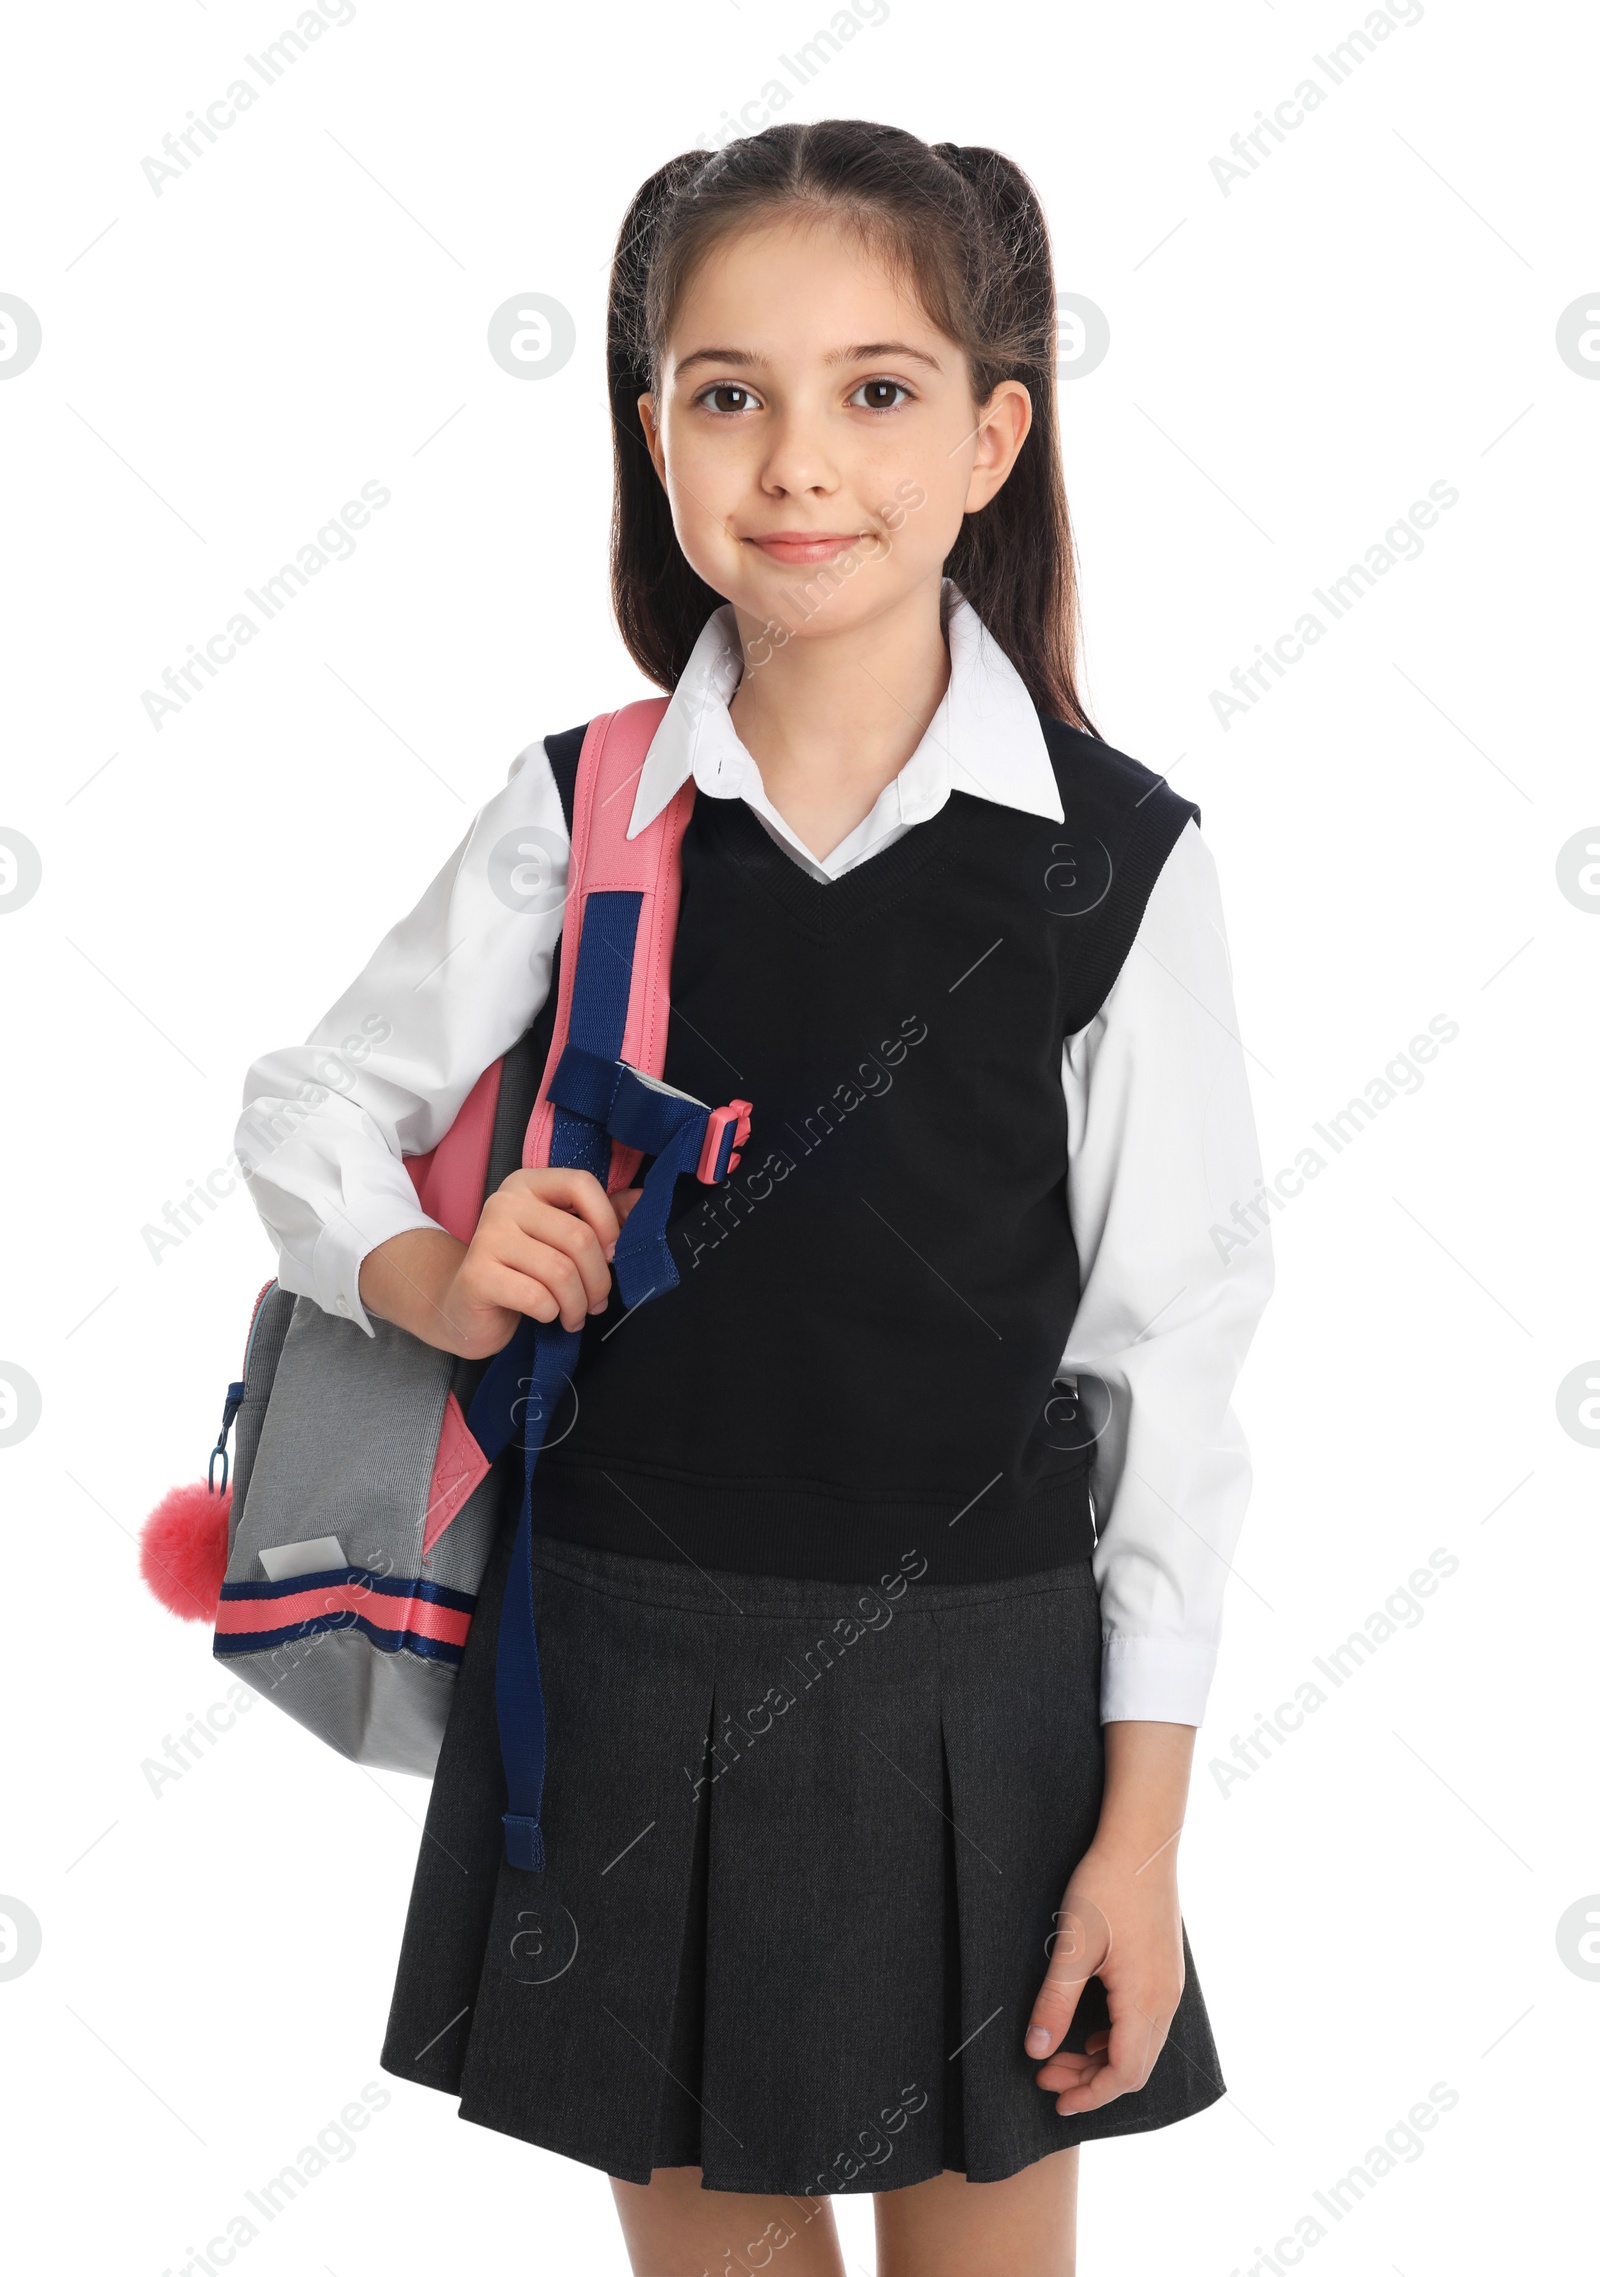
[421,1391,491,1556]
[214,1581,473,1651]
[405,1057,505,1246]
[523,698,687,1191]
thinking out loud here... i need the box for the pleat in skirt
[379,1505,1225,2193]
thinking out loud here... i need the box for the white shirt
[236,593,1273,1728]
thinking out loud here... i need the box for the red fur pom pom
[140,1480,231,1621]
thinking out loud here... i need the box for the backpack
[138,699,751,1874]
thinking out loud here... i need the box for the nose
[756,405,840,501]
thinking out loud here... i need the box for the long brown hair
[606,120,1098,735]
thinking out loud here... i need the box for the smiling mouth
[742,531,873,564]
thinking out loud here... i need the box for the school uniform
[236,586,1274,2193]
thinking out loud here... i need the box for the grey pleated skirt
[380,1503,1225,2193]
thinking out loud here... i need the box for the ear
[963,380,1032,514]
[637,391,668,488]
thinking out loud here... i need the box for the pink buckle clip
[696,1098,753,1183]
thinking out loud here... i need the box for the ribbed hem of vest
[529,1462,1097,1584]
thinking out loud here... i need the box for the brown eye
[703,384,758,414]
[850,379,911,411]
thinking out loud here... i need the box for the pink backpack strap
[523,697,684,1190]
[404,1057,503,1246]
[404,697,678,1233]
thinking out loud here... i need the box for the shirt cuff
[307,1190,449,1338]
[1099,1632,1220,1727]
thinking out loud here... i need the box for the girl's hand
[1021,1718,1196,2114]
[439,1167,643,1358]
[1023,1842,1185,2115]
[358,1168,642,1359]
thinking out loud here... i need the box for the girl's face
[639,214,1030,652]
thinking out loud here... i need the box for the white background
[1,1,1594,2271]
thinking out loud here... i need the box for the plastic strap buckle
[696,1099,753,1183]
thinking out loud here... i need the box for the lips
[743,532,870,565]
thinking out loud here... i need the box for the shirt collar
[626,582,1065,839]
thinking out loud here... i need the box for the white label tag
[624,1062,706,1107]
[259,1535,349,1582]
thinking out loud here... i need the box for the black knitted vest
[528,714,1199,1584]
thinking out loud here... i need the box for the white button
[334,1297,349,1315]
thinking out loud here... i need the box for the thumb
[1024,1889,1111,2058]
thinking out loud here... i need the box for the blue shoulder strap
[463,804,750,1874]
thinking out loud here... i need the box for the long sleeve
[1058,818,1274,1727]
[234,738,572,1336]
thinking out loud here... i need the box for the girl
[238,121,1273,2277]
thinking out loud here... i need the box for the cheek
[874,464,966,568]
[663,428,750,537]
[659,450,740,582]
[663,435,716,508]
[668,471,725,538]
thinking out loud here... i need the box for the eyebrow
[673,339,945,377]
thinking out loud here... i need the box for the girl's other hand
[1022,1844,1186,2115]
[1021,1718,1195,2113]
[357,1169,643,1358]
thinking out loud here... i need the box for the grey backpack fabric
[216,1003,550,1773]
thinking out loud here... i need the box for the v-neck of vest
[692,786,969,937]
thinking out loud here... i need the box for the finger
[1051,2052,1141,2115]
[1034,2030,1112,2088]
[501,1166,622,1252]
[522,1241,602,1330]
[1034,2027,1114,2091]
[611,1185,644,1226]
[472,1243,592,1332]
[490,1193,615,1312]
[1023,1892,1110,2060]
[1024,1975,1088,2063]
[453,1255,564,1331]
[1034,2049,1105,2093]
[1051,1999,1166,2115]
[519,1206,617,1312]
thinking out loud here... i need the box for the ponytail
[926,141,1091,734]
